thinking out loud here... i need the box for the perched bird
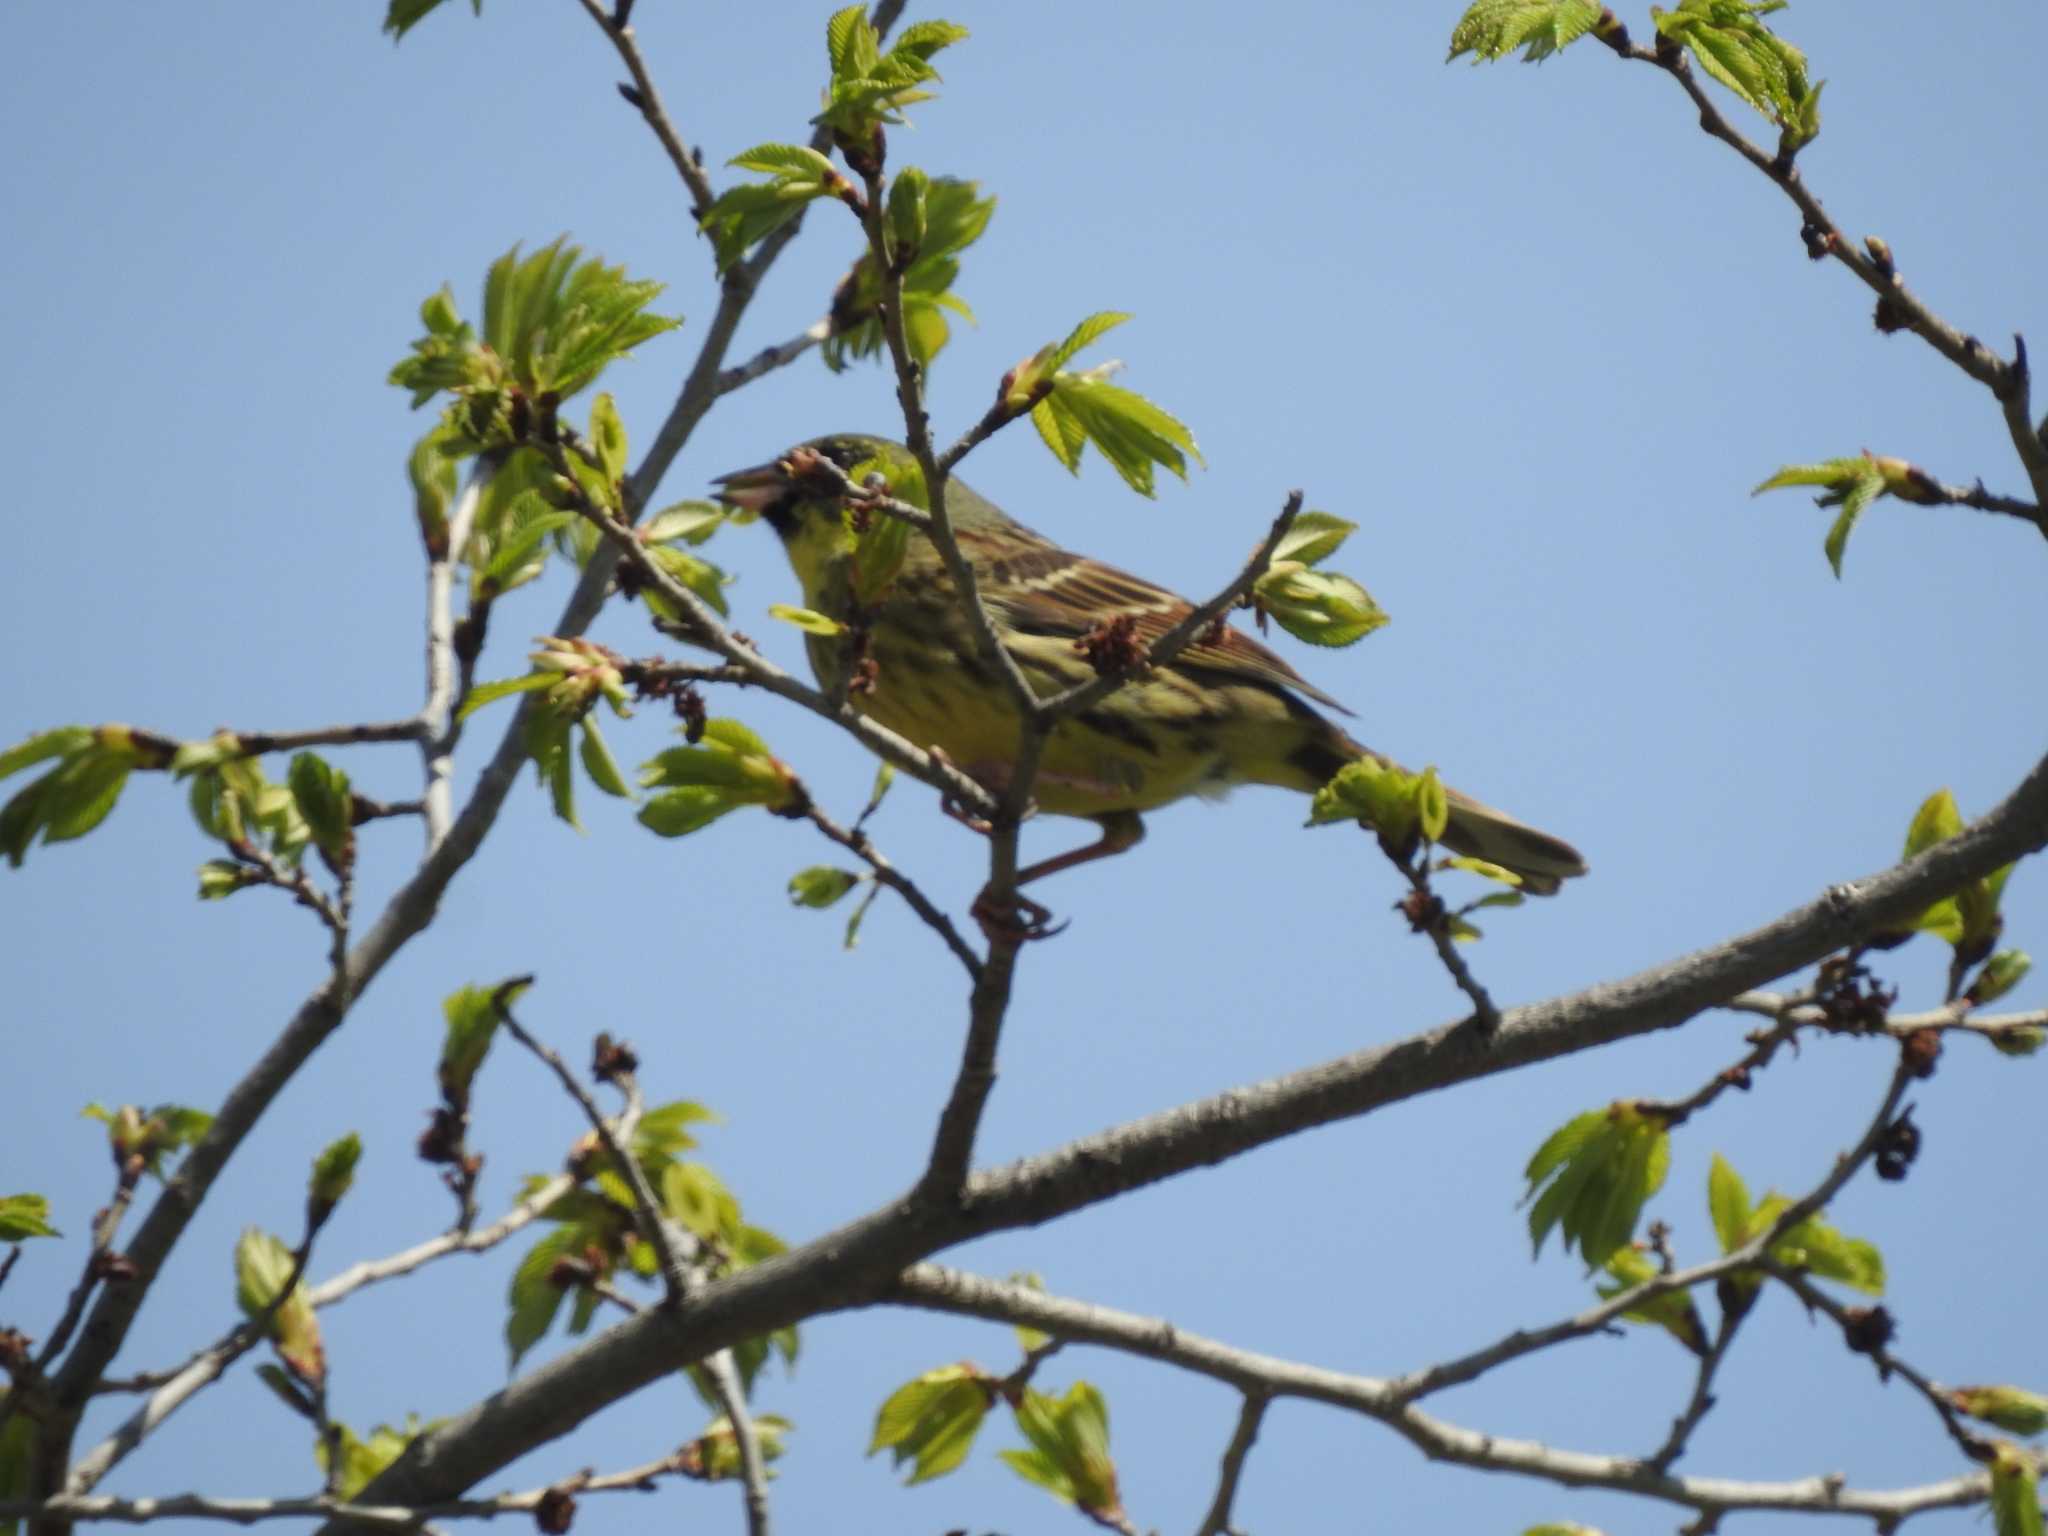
[714,435,1586,894]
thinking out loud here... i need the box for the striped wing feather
[958,522,1353,715]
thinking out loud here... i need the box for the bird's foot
[971,886,1068,946]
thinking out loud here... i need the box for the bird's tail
[1291,728,1588,895]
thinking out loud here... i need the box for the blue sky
[3,3,2044,1533]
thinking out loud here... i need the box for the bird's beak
[710,458,791,513]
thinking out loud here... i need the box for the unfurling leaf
[1990,1441,2044,1536]
[1522,1102,1670,1269]
[308,1133,363,1222]
[869,1364,993,1484]
[234,1227,324,1388]
[1953,1386,2048,1438]
[1447,0,1606,62]
[1598,1245,1708,1354]
[1254,563,1387,647]
[999,1382,1124,1527]
[0,1194,60,1242]
[638,719,800,838]
[789,866,862,909]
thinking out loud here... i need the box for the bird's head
[711,434,919,541]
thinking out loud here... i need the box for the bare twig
[12,1449,705,1529]
[1194,1392,1269,1536]
[574,0,716,219]
[714,318,831,396]
[419,464,490,850]
[229,721,427,754]
[1617,40,2048,523]
[1645,1308,1742,1473]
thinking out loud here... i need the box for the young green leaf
[1953,1386,2048,1438]
[1001,1382,1124,1525]
[286,752,353,865]
[1990,1441,2044,1536]
[1522,1102,1671,1268]
[0,1194,59,1242]
[1447,0,1606,62]
[1597,1245,1708,1354]
[789,866,862,909]
[869,1364,994,1484]
[234,1227,324,1387]
[308,1133,363,1219]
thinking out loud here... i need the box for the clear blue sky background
[4,3,2044,1533]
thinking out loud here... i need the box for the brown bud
[1842,1305,1895,1358]
[535,1487,577,1535]
[1900,1028,1942,1080]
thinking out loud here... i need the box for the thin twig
[491,992,774,1536]
[574,0,716,219]
[1725,990,2046,1047]
[1395,856,1498,1031]
[1762,1261,1990,1461]
[1617,40,2048,525]
[1645,1307,1742,1472]
[1388,1057,1916,1403]
[799,798,982,978]
[12,1450,705,1529]
[1194,1392,1269,1536]
[229,721,427,754]
[887,1264,1990,1528]
[419,464,490,850]
[714,319,832,396]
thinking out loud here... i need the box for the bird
[713,434,1586,898]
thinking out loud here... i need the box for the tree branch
[886,1265,1990,1527]
[1194,1392,1268,1536]
[714,319,831,397]
[573,0,716,219]
[319,748,2048,1529]
[1618,40,2048,524]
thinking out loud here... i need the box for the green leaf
[467,238,678,404]
[730,142,840,179]
[577,717,631,800]
[1272,511,1358,569]
[642,501,727,545]
[1047,311,1131,372]
[455,671,556,722]
[768,602,844,637]
[1991,1441,2044,1536]
[1447,0,1605,61]
[383,0,480,41]
[1004,1383,1122,1521]
[1752,456,1888,577]
[0,726,94,783]
[589,399,626,492]
[1953,1386,2048,1438]
[438,982,518,1107]
[286,753,353,864]
[843,882,883,950]
[1970,950,2032,1006]
[234,1227,324,1386]
[661,1161,741,1245]
[506,1223,584,1370]
[1522,1102,1670,1268]
[887,165,929,257]
[637,786,742,839]
[1042,376,1202,498]
[0,1194,59,1242]
[789,866,862,909]
[1597,1246,1708,1354]
[869,1365,991,1484]
[1707,1152,1752,1254]
[308,1134,362,1213]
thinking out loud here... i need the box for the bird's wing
[960,522,1354,715]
